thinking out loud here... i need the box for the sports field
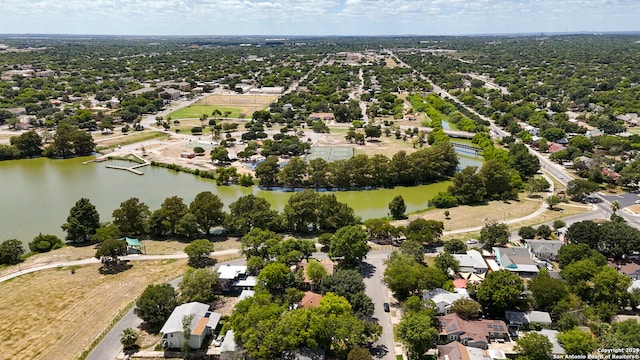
[306,146,354,162]
[167,105,241,119]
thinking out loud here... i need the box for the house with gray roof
[524,240,564,261]
[453,250,488,275]
[424,288,470,315]
[505,310,552,326]
[160,302,221,350]
[493,247,539,277]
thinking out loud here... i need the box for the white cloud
[0,0,639,35]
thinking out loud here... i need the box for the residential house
[533,330,565,356]
[610,259,640,280]
[437,313,509,349]
[216,265,257,292]
[453,250,488,275]
[423,288,470,315]
[299,291,323,308]
[437,341,507,360]
[160,302,221,350]
[493,247,539,277]
[524,240,564,261]
[219,330,241,360]
[296,258,335,288]
[505,311,552,326]
[283,348,326,360]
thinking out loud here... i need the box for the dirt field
[314,127,418,158]
[0,260,189,360]
[195,94,278,116]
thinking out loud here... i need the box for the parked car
[214,335,224,347]
[466,239,478,245]
[383,303,390,312]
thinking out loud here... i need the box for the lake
[0,156,481,245]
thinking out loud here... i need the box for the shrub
[29,233,64,253]
[431,192,458,208]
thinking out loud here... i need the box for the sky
[0,0,639,36]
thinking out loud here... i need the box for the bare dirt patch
[316,127,418,158]
[0,260,188,360]
[195,94,278,116]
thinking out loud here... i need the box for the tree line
[255,141,458,189]
[0,122,95,161]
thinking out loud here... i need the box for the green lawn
[167,105,242,120]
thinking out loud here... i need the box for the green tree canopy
[514,332,552,360]
[112,197,150,237]
[0,239,25,265]
[329,225,370,267]
[479,221,509,250]
[476,270,526,315]
[389,195,407,219]
[29,233,64,253]
[557,328,596,355]
[225,194,280,236]
[61,197,100,242]
[178,268,219,304]
[184,239,215,268]
[135,284,178,333]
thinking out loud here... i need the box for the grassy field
[167,105,241,120]
[195,94,278,116]
[0,260,189,360]
[95,131,169,150]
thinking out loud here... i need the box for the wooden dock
[105,165,144,175]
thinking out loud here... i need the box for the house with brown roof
[299,291,323,308]
[295,258,335,289]
[437,341,507,360]
[609,258,640,280]
[309,112,335,121]
[437,313,509,349]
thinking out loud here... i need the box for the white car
[466,239,478,245]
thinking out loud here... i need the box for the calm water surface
[0,156,480,245]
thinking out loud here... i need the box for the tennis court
[305,146,354,162]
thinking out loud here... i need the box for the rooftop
[218,264,247,280]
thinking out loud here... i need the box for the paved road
[362,252,395,360]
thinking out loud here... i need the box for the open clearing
[167,105,241,120]
[194,94,278,116]
[0,260,189,360]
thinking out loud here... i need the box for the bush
[29,233,64,253]
[430,192,459,208]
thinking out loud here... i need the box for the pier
[104,153,150,175]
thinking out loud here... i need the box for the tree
[135,284,178,333]
[92,222,121,243]
[241,228,282,261]
[434,251,460,275]
[112,197,150,237]
[476,270,526,315]
[278,157,307,188]
[479,160,515,199]
[449,166,486,204]
[184,239,215,268]
[449,298,482,320]
[443,239,467,254]
[176,212,200,238]
[150,196,188,237]
[383,251,445,300]
[255,156,280,187]
[610,200,620,214]
[210,145,230,164]
[514,332,552,360]
[388,195,407,219]
[526,177,550,195]
[178,268,219,304]
[226,195,279,236]
[545,195,562,210]
[0,239,24,265]
[508,142,540,180]
[189,191,225,235]
[528,269,568,312]
[536,224,553,239]
[10,130,42,157]
[598,319,640,349]
[95,238,128,272]
[518,226,537,239]
[592,266,632,308]
[405,219,444,246]
[329,225,370,267]
[479,221,509,250]
[258,262,292,293]
[29,233,64,253]
[322,269,366,299]
[565,220,601,249]
[61,197,100,242]
[566,179,600,201]
[397,309,439,360]
[400,239,425,264]
[306,259,328,290]
[120,328,138,349]
[347,346,373,360]
[557,328,596,355]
